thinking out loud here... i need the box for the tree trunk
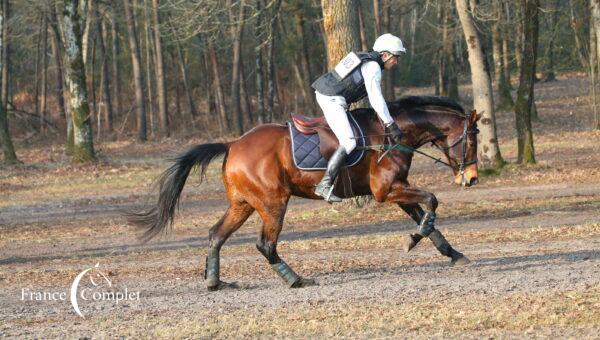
[456,0,505,168]
[373,0,381,37]
[502,0,512,88]
[62,0,96,162]
[514,2,523,72]
[407,6,417,75]
[123,0,147,141]
[49,13,67,122]
[514,0,539,164]
[382,0,394,100]
[1,0,9,111]
[151,0,168,138]
[591,0,600,129]
[240,61,253,125]
[591,25,599,131]
[492,0,513,110]
[143,0,155,138]
[89,36,96,116]
[569,0,589,70]
[295,0,316,112]
[541,0,559,82]
[168,21,197,128]
[40,14,48,134]
[0,0,17,163]
[266,0,281,121]
[321,0,361,69]
[228,0,246,136]
[110,6,121,116]
[208,41,228,132]
[254,0,265,124]
[357,1,368,50]
[81,0,93,64]
[50,6,72,151]
[34,15,41,120]
[96,7,113,135]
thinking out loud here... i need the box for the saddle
[288,113,365,170]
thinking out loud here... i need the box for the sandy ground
[1,75,600,338]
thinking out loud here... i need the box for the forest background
[0,0,598,167]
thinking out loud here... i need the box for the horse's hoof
[290,277,317,288]
[403,234,419,253]
[207,280,240,291]
[451,255,471,266]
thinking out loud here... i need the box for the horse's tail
[126,143,229,243]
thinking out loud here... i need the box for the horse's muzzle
[465,177,478,187]
[455,167,479,187]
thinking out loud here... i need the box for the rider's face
[382,53,399,70]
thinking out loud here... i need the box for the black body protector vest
[312,51,384,104]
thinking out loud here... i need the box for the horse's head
[437,110,481,187]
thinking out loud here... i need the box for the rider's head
[373,33,406,70]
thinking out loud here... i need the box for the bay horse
[127,96,480,291]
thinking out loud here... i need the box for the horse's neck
[399,111,459,149]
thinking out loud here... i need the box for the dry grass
[145,288,600,338]
[15,286,599,338]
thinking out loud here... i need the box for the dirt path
[1,180,599,338]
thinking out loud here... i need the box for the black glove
[386,122,403,144]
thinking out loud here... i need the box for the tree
[456,0,504,168]
[541,0,560,82]
[0,0,17,164]
[95,4,113,136]
[110,5,121,116]
[123,0,147,141]
[62,0,96,162]
[151,0,168,138]
[321,0,360,69]
[514,0,539,163]
[591,0,600,129]
[229,0,246,136]
[492,0,514,110]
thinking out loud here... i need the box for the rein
[356,117,479,176]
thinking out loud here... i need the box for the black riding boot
[315,146,347,203]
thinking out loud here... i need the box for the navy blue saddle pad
[288,114,365,171]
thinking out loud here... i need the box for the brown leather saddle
[288,113,365,170]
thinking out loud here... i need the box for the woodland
[0,0,598,166]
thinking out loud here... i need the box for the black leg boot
[315,146,347,203]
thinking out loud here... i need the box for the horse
[126,96,481,291]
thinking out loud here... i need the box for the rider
[311,33,406,203]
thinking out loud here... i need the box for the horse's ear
[469,110,482,125]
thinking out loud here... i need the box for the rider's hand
[386,122,403,144]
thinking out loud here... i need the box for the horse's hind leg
[205,201,254,291]
[254,199,316,288]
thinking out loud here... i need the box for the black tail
[125,143,229,243]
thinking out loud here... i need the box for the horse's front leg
[384,184,470,265]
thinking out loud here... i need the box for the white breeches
[315,91,357,154]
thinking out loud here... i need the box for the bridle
[432,116,479,186]
[359,116,479,186]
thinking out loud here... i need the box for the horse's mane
[387,96,465,117]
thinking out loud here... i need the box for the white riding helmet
[373,33,406,55]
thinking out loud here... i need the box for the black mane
[387,96,465,116]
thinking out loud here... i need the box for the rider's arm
[361,61,394,125]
